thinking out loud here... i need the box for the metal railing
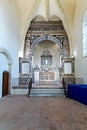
[28,78,32,97]
[12,77,30,86]
[12,77,32,97]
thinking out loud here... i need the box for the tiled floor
[0,95,87,130]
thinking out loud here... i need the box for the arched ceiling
[16,0,77,21]
[15,0,77,51]
[16,0,77,34]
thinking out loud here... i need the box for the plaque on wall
[19,57,30,74]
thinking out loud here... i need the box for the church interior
[0,0,87,129]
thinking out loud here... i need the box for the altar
[34,69,60,84]
[39,71,54,81]
[33,49,60,84]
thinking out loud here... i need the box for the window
[82,10,87,57]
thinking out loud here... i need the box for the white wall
[72,0,87,83]
[0,0,21,78]
[0,0,21,97]
[0,54,8,98]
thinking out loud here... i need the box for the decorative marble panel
[39,72,54,81]
[24,20,70,58]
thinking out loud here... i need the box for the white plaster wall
[59,0,77,32]
[72,0,87,83]
[0,0,21,78]
[0,0,21,97]
[33,41,60,67]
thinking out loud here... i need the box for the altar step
[12,85,64,97]
[12,85,28,95]
[39,80,56,85]
[30,87,64,97]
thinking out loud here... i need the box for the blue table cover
[68,84,87,105]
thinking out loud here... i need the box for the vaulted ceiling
[16,0,77,42]
[16,0,77,21]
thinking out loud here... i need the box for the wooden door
[2,71,9,97]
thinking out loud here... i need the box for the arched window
[82,10,87,57]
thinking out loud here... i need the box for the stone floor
[0,95,87,130]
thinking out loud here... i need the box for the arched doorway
[0,48,13,97]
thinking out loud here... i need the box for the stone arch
[0,48,13,97]
[0,48,13,65]
[31,35,62,54]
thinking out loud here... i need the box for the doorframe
[0,48,13,97]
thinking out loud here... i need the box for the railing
[28,78,32,97]
[62,78,83,97]
[12,77,31,86]
[12,77,32,97]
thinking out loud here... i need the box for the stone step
[30,88,64,97]
[39,80,56,85]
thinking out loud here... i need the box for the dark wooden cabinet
[2,71,9,97]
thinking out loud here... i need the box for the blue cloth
[68,84,87,105]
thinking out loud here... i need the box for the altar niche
[41,49,53,66]
[33,42,61,85]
